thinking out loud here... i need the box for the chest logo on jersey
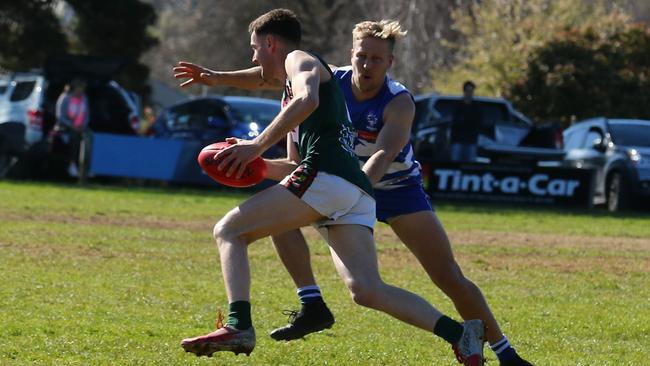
[357,130,378,143]
[366,111,379,131]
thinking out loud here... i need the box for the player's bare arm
[362,93,415,184]
[216,51,323,179]
[173,62,283,90]
[264,138,300,180]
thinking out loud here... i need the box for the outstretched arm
[362,93,415,185]
[173,62,283,90]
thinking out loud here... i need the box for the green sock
[433,315,464,345]
[225,301,252,330]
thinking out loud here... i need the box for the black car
[153,95,281,152]
[563,118,650,211]
[413,94,564,165]
[150,95,282,185]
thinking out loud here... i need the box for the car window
[434,99,510,126]
[9,80,36,101]
[480,103,511,125]
[511,113,531,128]
[413,99,434,130]
[226,101,279,128]
[563,126,588,151]
[166,100,229,131]
[88,85,133,134]
[583,129,604,149]
[0,81,8,95]
[610,123,650,147]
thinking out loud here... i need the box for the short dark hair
[248,9,301,46]
[463,80,476,91]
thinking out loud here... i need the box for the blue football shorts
[374,183,434,223]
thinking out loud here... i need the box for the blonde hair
[352,20,407,51]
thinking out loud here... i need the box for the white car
[0,74,46,146]
[0,70,140,177]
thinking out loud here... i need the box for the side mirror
[592,138,607,152]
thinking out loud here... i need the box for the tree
[65,0,158,98]
[144,0,466,96]
[430,0,631,96]
[508,22,650,126]
[0,0,67,72]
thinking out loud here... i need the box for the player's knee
[213,221,227,244]
[430,263,465,289]
[437,270,477,300]
[347,279,381,308]
[213,216,242,245]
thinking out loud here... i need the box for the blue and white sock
[490,335,517,362]
[297,285,323,305]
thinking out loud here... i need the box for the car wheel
[606,172,631,212]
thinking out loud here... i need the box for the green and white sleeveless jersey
[282,54,373,197]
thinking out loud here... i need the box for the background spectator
[450,80,482,162]
[54,78,89,176]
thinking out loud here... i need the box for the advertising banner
[425,162,595,207]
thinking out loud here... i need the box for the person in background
[449,80,482,162]
[139,105,157,136]
[55,78,89,177]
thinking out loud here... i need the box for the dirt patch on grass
[448,230,650,252]
[3,209,649,274]
[373,229,649,275]
[1,210,213,231]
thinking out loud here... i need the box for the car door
[565,123,607,197]
[563,124,589,167]
[581,127,608,196]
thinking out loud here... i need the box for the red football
[197,141,268,187]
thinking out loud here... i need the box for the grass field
[1,181,648,365]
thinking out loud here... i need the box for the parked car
[0,73,47,176]
[150,95,282,185]
[153,95,282,154]
[413,94,564,165]
[0,55,140,178]
[562,117,650,211]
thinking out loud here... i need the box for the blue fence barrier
[89,133,213,185]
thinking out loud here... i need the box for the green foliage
[431,0,628,97]
[0,0,68,71]
[508,23,650,125]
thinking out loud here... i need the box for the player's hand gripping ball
[197,141,267,187]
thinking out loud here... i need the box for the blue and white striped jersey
[333,66,422,190]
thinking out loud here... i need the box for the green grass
[1,181,648,365]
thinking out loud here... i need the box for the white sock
[490,335,511,355]
[297,285,322,304]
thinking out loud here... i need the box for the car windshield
[609,122,650,147]
[434,99,511,125]
[226,100,280,128]
[165,100,229,131]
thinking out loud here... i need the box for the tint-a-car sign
[426,162,595,207]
